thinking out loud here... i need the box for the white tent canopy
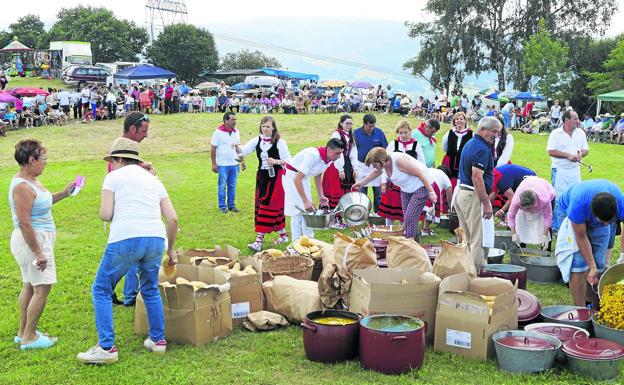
[244,75,280,87]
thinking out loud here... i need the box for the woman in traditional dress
[441,111,473,189]
[378,120,425,225]
[321,114,359,228]
[236,116,291,251]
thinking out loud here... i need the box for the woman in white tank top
[354,148,437,241]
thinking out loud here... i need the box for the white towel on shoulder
[555,217,579,283]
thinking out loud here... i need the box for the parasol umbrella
[0,91,19,103]
[513,91,546,101]
[195,81,219,90]
[498,90,520,99]
[9,86,49,97]
[0,37,32,52]
[320,80,348,88]
[245,76,280,87]
[230,83,255,91]
[350,80,372,89]
[485,91,500,100]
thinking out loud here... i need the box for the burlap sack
[242,311,289,332]
[262,275,322,323]
[333,233,377,272]
[318,263,352,309]
[385,236,432,272]
[432,228,477,279]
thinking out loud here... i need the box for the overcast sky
[1,0,622,36]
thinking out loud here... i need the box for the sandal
[20,334,57,350]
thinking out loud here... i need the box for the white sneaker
[144,338,167,353]
[77,345,119,364]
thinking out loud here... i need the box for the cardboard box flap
[468,277,515,296]
[353,268,441,285]
[214,244,240,260]
[197,265,229,285]
[438,272,471,294]
[438,291,490,317]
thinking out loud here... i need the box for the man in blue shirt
[454,116,502,271]
[558,180,624,306]
[353,113,388,211]
[490,164,537,218]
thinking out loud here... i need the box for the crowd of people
[7,86,624,367]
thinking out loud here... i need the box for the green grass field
[0,87,623,384]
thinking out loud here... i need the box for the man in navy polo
[354,113,388,212]
[454,116,502,271]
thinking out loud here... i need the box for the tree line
[0,6,281,85]
[404,0,622,113]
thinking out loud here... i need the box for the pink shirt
[507,176,555,228]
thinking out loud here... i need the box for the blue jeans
[502,109,510,128]
[361,186,382,213]
[92,237,165,349]
[123,265,139,305]
[218,165,239,209]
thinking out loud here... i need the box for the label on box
[446,329,471,349]
[232,302,250,319]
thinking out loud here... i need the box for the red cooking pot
[302,310,360,363]
[422,244,442,265]
[359,315,426,374]
[478,263,527,290]
[372,238,388,260]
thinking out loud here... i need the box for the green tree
[8,14,47,49]
[220,49,281,83]
[146,24,218,85]
[587,39,624,97]
[409,0,617,91]
[521,20,570,98]
[48,6,148,63]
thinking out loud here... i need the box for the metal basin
[492,330,561,373]
[592,316,624,345]
[479,263,527,290]
[598,263,624,297]
[519,254,561,283]
[487,248,506,264]
[339,192,371,226]
[510,248,550,266]
[540,305,594,333]
[494,230,515,252]
[302,211,336,229]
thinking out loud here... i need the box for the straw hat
[104,137,142,162]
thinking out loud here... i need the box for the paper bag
[243,311,289,332]
[385,236,432,272]
[432,228,477,279]
[318,263,352,308]
[333,233,377,272]
[262,275,322,323]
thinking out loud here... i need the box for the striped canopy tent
[0,37,32,52]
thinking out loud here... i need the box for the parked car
[62,65,110,85]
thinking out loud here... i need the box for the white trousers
[290,214,314,241]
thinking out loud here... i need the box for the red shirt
[165,86,174,99]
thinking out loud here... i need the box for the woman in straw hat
[353,147,436,242]
[78,137,179,365]
[9,139,75,350]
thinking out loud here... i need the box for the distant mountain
[203,17,497,98]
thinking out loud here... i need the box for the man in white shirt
[550,100,562,128]
[283,138,345,240]
[211,112,245,213]
[546,110,589,230]
[58,89,70,118]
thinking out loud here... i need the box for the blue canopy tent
[113,64,176,80]
[510,91,546,101]
[230,83,255,91]
[258,68,319,81]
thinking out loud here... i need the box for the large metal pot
[359,315,426,374]
[492,330,561,373]
[598,263,624,297]
[302,209,336,229]
[487,248,506,264]
[478,264,527,290]
[302,310,360,363]
[338,192,371,226]
[517,289,542,327]
[494,230,516,252]
[540,305,595,333]
[509,248,550,266]
[563,337,624,380]
[525,322,589,361]
[519,254,561,283]
[592,316,624,345]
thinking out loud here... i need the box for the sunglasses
[133,114,150,127]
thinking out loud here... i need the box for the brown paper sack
[262,275,322,323]
[385,236,432,272]
[432,227,477,279]
[318,263,352,309]
[333,233,377,272]
[243,311,289,332]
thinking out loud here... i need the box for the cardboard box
[135,263,233,346]
[348,268,441,341]
[175,245,240,266]
[215,256,263,327]
[434,272,517,360]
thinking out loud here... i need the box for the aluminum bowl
[598,263,624,298]
[338,192,371,226]
[519,254,561,283]
[302,212,335,229]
